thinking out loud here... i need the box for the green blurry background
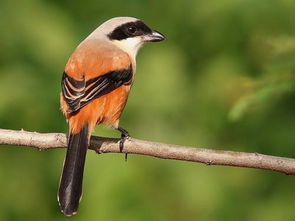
[1,0,295,220]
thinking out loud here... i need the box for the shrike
[58,17,165,216]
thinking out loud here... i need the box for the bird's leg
[116,127,129,160]
[117,126,130,139]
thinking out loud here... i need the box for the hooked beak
[144,30,166,42]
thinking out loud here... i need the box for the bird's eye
[127,26,137,34]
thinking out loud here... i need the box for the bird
[58,17,165,216]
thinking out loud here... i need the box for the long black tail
[58,124,89,216]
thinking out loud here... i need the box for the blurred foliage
[1,0,295,220]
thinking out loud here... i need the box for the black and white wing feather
[61,65,133,114]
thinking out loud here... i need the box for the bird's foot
[117,127,129,161]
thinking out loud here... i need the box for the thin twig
[0,128,294,175]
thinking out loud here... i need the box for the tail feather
[58,124,89,216]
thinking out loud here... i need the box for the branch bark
[0,128,294,175]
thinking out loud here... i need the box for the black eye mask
[108,21,153,40]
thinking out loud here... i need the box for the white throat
[112,37,144,58]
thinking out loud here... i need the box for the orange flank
[61,85,130,134]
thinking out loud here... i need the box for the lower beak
[144,30,166,42]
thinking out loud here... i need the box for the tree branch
[0,128,294,175]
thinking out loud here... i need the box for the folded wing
[62,65,133,114]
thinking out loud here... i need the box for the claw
[119,136,127,152]
[117,127,130,161]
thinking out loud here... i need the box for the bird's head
[87,17,165,57]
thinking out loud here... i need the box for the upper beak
[144,30,166,42]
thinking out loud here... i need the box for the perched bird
[58,17,165,216]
